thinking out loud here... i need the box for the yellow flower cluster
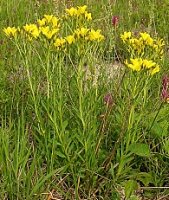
[22,15,60,41]
[121,31,165,75]
[53,28,104,49]
[38,15,60,40]
[3,5,104,50]
[87,29,104,41]
[65,5,92,21]
[3,27,18,38]
[121,32,164,58]
[125,58,160,75]
[74,28,104,41]
[23,24,40,40]
[3,14,60,41]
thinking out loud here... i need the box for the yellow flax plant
[120,31,165,151]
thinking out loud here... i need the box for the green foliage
[124,180,138,199]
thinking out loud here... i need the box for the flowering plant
[121,31,165,75]
[3,6,104,53]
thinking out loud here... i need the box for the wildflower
[54,38,66,48]
[153,39,165,58]
[74,27,89,38]
[51,16,60,27]
[44,14,53,23]
[162,75,169,89]
[125,58,143,71]
[46,29,59,39]
[104,93,113,107]
[37,18,46,27]
[139,32,153,46]
[77,5,87,15]
[3,27,17,37]
[142,59,156,69]
[66,7,78,16]
[103,93,114,107]
[120,31,132,42]
[112,16,119,27]
[40,26,50,36]
[23,24,40,39]
[40,26,59,39]
[85,12,92,21]
[88,29,104,41]
[65,35,75,44]
[129,38,143,48]
[149,65,160,75]
[161,75,169,102]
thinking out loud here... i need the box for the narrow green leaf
[56,151,66,158]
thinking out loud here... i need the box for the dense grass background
[0,0,169,199]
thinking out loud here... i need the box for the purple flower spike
[104,93,113,106]
[112,16,119,27]
[162,75,169,89]
[161,75,169,102]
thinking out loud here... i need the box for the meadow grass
[0,0,169,199]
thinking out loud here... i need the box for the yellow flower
[54,38,66,48]
[31,29,40,38]
[125,58,160,75]
[51,16,60,27]
[125,58,143,71]
[40,26,49,35]
[40,26,59,39]
[77,5,87,15]
[37,18,46,27]
[3,27,17,37]
[44,14,53,23]
[129,38,136,44]
[88,29,104,41]
[150,65,160,75]
[84,12,92,21]
[142,59,156,69]
[65,35,75,44]
[129,38,143,47]
[38,15,60,28]
[66,7,78,16]
[139,32,153,46]
[120,31,132,42]
[47,29,59,39]
[153,39,165,57]
[23,24,40,39]
[74,27,89,38]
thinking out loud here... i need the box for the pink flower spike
[112,16,119,27]
[161,75,169,102]
[162,75,169,89]
[104,93,113,106]
[161,88,169,101]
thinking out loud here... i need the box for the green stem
[15,41,44,135]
